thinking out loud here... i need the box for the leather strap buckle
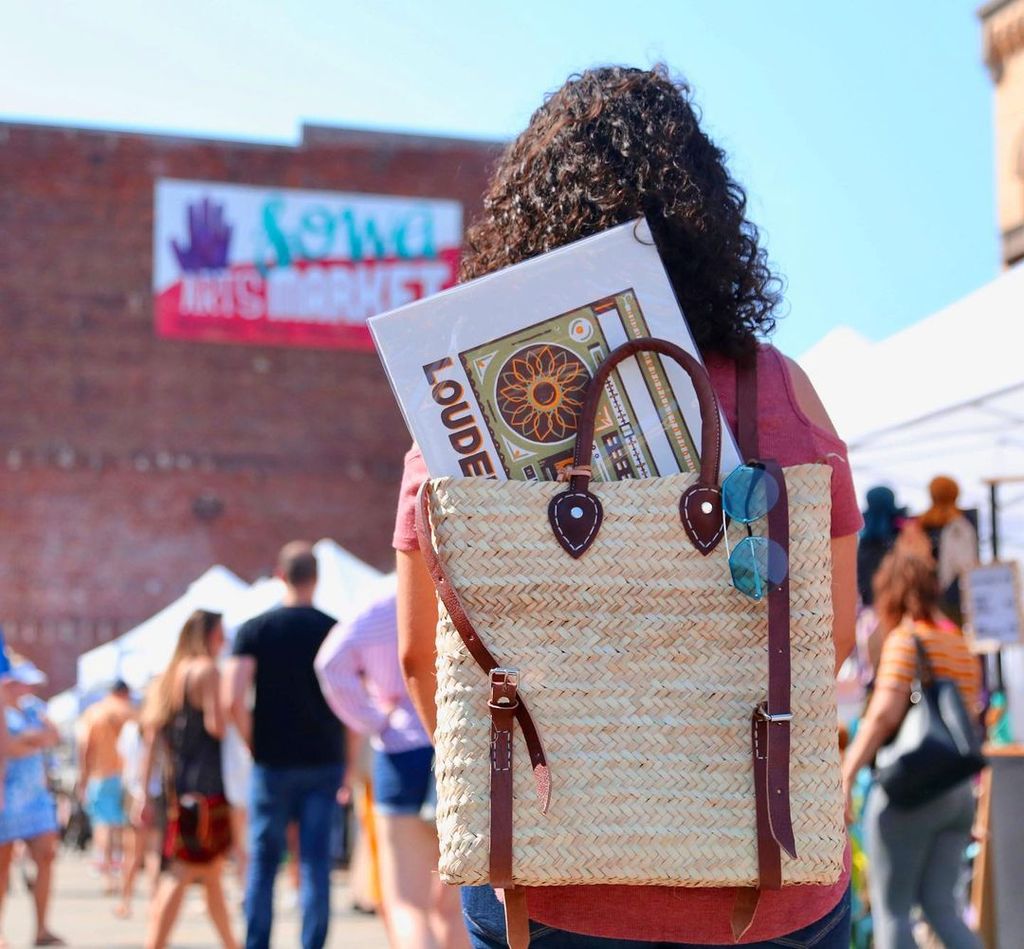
[756,703,792,724]
[489,668,521,710]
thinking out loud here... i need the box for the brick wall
[0,121,501,692]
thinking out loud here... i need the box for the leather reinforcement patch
[548,489,603,558]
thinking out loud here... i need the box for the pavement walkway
[3,849,389,948]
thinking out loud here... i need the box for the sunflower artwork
[459,290,699,482]
[496,345,589,445]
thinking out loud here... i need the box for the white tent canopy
[799,263,1024,558]
[222,539,394,637]
[76,541,393,696]
[222,540,393,638]
[310,538,393,625]
[46,688,86,730]
[76,565,249,694]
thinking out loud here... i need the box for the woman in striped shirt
[841,550,982,949]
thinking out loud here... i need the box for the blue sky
[1,1,997,355]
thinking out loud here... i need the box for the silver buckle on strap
[489,668,520,709]
[756,704,793,724]
[490,668,519,689]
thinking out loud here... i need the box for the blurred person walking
[139,609,237,949]
[857,487,904,607]
[918,476,978,624]
[76,679,133,895]
[113,682,164,919]
[224,542,344,949]
[842,551,982,949]
[316,590,467,949]
[0,656,65,947]
[855,486,906,674]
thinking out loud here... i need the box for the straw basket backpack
[416,338,845,947]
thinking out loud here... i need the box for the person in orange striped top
[842,550,982,949]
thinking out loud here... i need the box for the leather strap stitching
[680,485,725,551]
[550,492,601,552]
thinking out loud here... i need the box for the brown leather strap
[730,886,762,942]
[763,458,796,861]
[735,357,796,924]
[550,336,727,558]
[503,888,531,948]
[415,480,552,813]
[489,670,518,890]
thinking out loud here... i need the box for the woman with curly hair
[393,65,862,947]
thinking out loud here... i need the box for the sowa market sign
[153,178,462,350]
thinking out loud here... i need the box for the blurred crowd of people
[0,477,999,949]
[0,540,461,949]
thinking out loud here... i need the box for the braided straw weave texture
[429,464,845,888]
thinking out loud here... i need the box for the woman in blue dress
[0,657,65,947]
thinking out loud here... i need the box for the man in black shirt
[224,542,344,949]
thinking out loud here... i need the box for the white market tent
[799,262,1024,561]
[800,264,1024,732]
[72,539,392,706]
[75,565,249,695]
[221,538,395,638]
[311,538,395,625]
[46,688,86,731]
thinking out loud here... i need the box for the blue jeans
[244,763,343,949]
[372,745,436,816]
[461,884,851,948]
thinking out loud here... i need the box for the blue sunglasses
[721,464,788,600]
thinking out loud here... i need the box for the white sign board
[964,562,1024,648]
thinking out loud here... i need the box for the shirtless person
[77,681,133,894]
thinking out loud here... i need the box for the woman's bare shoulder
[178,656,219,694]
[774,348,839,438]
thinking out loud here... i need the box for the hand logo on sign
[172,198,232,272]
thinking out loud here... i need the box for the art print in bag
[416,338,846,948]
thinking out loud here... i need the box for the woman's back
[164,660,224,798]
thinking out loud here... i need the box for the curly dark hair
[460,65,782,358]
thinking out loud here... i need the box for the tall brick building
[0,120,500,692]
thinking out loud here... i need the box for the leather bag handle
[548,336,725,558]
[566,336,722,493]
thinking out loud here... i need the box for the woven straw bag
[416,338,845,946]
